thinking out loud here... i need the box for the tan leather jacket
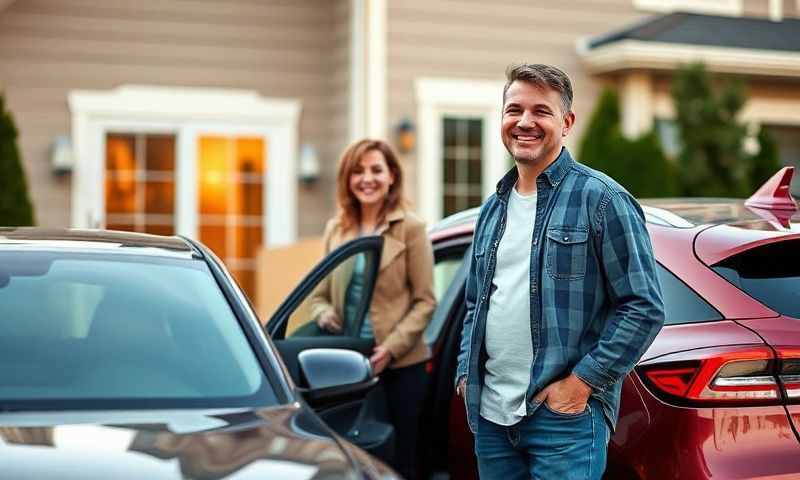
[309,209,436,368]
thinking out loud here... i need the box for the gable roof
[589,12,800,53]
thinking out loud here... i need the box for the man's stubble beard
[511,147,542,167]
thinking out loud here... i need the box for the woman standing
[310,138,436,479]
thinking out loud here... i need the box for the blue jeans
[474,399,609,480]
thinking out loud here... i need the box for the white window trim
[350,0,387,141]
[633,0,743,16]
[68,85,301,248]
[415,78,507,222]
[349,0,366,141]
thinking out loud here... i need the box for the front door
[196,135,266,296]
[102,132,267,298]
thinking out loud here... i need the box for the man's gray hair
[503,63,573,114]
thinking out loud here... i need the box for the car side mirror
[297,348,378,408]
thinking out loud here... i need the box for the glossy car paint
[0,406,390,480]
[430,198,800,480]
[612,375,800,479]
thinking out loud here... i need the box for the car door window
[267,237,382,341]
[657,263,722,325]
[285,251,377,338]
[425,248,468,346]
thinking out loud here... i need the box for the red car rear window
[713,240,800,318]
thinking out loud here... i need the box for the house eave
[577,39,800,79]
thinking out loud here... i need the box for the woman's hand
[369,345,393,375]
[317,311,342,334]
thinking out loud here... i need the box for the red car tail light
[638,346,781,406]
[777,347,800,402]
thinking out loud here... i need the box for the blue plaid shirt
[456,148,664,432]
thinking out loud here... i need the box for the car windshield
[713,239,800,319]
[0,250,277,409]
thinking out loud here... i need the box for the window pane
[105,135,136,215]
[657,264,721,325]
[425,252,467,346]
[198,136,230,215]
[145,135,175,171]
[234,225,263,259]
[200,225,227,258]
[468,119,482,146]
[105,133,176,234]
[444,118,458,147]
[236,137,265,175]
[444,195,458,217]
[238,183,263,217]
[442,117,483,217]
[468,194,483,208]
[287,252,378,339]
[230,268,256,300]
[713,240,800,318]
[444,156,457,184]
[197,135,266,300]
[144,181,174,215]
[106,134,136,172]
[143,224,175,236]
[468,157,482,185]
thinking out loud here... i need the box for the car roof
[0,228,199,259]
[431,198,800,262]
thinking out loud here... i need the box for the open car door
[266,235,394,462]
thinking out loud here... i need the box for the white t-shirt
[479,185,536,426]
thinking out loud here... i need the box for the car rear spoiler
[745,167,797,211]
[745,167,797,228]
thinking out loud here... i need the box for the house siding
[386,0,646,198]
[0,0,345,235]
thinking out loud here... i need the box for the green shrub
[670,63,780,197]
[0,94,35,226]
[578,88,677,197]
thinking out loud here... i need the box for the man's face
[501,80,575,167]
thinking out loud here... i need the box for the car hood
[0,405,384,480]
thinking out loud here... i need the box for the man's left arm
[571,190,666,393]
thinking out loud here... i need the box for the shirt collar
[496,147,574,197]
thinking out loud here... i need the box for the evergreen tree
[578,88,677,197]
[746,127,782,193]
[671,63,750,197]
[0,94,35,226]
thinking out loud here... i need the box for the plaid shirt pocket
[545,225,589,280]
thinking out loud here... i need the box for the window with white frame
[69,86,300,300]
[105,133,176,236]
[633,0,743,16]
[442,117,483,217]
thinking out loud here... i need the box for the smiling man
[455,64,665,479]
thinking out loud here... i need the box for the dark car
[407,168,800,479]
[0,228,400,479]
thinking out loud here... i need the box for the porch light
[299,144,321,184]
[50,135,74,175]
[395,118,415,154]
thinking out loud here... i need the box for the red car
[264,168,799,479]
[415,167,800,479]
